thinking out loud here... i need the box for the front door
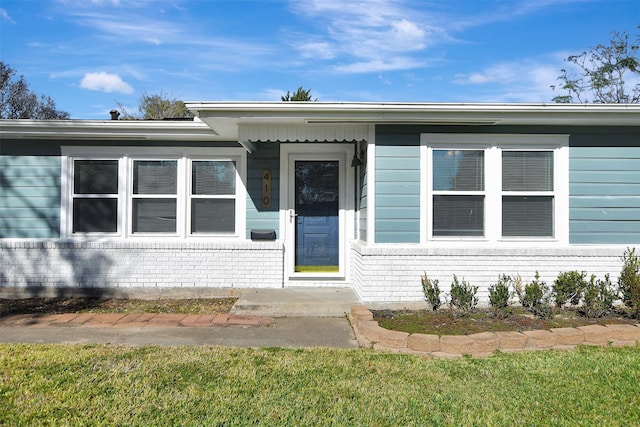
[282,145,352,281]
[294,160,339,272]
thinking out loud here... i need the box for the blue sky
[1,0,639,119]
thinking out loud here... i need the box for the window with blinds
[423,133,567,243]
[64,149,244,239]
[432,149,485,236]
[190,160,236,234]
[132,160,178,233]
[502,151,554,237]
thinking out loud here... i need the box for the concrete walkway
[0,287,361,349]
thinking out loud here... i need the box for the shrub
[619,247,640,318]
[421,272,441,311]
[448,275,478,315]
[582,274,618,318]
[553,270,588,308]
[488,274,513,318]
[515,272,552,319]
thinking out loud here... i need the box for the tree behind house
[0,61,70,119]
[281,87,317,101]
[551,27,640,103]
[118,92,193,120]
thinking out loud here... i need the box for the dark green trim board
[0,156,61,238]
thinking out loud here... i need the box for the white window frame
[61,147,246,240]
[64,156,125,237]
[187,157,241,236]
[420,134,569,245]
[430,147,486,239]
[129,156,182,237]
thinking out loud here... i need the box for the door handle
[289,209,298,222]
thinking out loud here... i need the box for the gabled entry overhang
[186,101,640,152]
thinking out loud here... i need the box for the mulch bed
[0,298,238,317]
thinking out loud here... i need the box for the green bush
[582,274,618,318]
[421,272,441,311]
[515,272,552,319]
[448,275,478,315]
[553,270,588,308]
[488,274,513,318]
[619,247,640,318]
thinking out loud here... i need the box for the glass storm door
[294,161,339,272]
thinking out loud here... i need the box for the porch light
[350,153,362,167]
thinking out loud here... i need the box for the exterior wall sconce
[351,153,363,167]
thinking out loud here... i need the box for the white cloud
[298,41,336,60]
[290,0,437,73]
[80,72,134,93]
[335,57,426,73]
[451,57,563,102]
[0,8,15,24]
[91,0,121,5]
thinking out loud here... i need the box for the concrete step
[230,287,360,318]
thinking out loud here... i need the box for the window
[63,148,245,239]
[132,160,178,234]
[502,151,554,237]
[190,160,236,234]
[422,134,568,243]
[432,150,484,236]
[72,160,119,233]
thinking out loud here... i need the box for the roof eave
[0,119,225,141]
[186,102,640,139]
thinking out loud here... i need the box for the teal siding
[570,147,640,244]
[374,131,420,243]
[246,144,280,239]
[0,156,61,238]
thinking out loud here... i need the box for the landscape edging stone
[349,305,640,358]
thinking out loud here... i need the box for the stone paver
[523,330,557,348]
[407,333,440,353]
[550,327,585,345]
[469,332,500,353]
[605,324,640,341]
[578,324,611,346]
[0,312,274,329]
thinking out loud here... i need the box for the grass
[1,344,639,425]
[0,298,237,317]
[375,307,639,335]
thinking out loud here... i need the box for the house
[1,102,639,303]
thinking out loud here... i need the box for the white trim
[420,134,569,246]
[280,144,354,283]
[61,146,246,240]
[2,118,224,141]
[186,102,640,140]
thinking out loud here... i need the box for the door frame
[279,143,355,283]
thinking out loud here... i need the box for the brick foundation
[0,241,284,290]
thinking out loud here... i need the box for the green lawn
[1,344,639,426]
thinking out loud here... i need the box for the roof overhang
[0,118,223,142]
[186,101,640,150]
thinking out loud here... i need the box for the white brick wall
[0,241,284,290]
[351,242,636,303]
[2,239,636,304]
